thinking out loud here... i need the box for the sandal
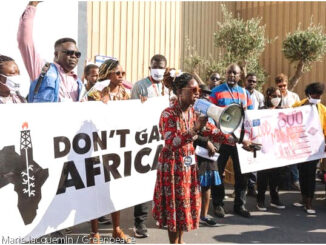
[112,229,132,243]
[89,232,101,244]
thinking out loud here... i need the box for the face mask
[1,75,21,93]
[271,97,281,107]
[308,96,321,104]
[150,69,165,81]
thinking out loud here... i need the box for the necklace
[226,84,240,104]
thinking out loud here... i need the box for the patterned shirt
[210,83,253,109]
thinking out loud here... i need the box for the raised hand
[28,1,42,7]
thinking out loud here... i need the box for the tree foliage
[183,4,270,91]
[212,4,269,88]
[283,22,326,90]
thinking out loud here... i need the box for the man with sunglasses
[274,73,301,191]
[244,73,264,198]
[245,73,264,110]
[208,72,222,90]
[18,1,83,102]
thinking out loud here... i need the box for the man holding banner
[210,63,253,218]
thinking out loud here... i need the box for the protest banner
[0,96,169,241]
[237,105,326,173]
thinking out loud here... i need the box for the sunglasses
[247,79,257,83]
[211,77,220,81]
[271,95,281,98]
[113,71,126,76]
[183,87,201,94]
[278,84,287,88]
[61,50,81,58]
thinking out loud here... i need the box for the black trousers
[257,168,281,203]
[134,202,148,226]
[213,144,248,209]
[298,160,319,198]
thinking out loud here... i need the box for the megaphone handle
[231,132,239,143]
[253,149,257,158]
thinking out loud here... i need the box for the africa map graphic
[0,122,48,225]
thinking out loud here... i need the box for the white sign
[237,105,326,173]
[0,96,169,241]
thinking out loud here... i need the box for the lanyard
[149,77,160,96]
[181,109,192,156]
[226,84,240,104]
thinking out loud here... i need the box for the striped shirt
[210,83,253,109]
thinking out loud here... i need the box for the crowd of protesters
[0,1,326,244]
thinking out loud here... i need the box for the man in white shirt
[275,73,301,191]
[244,73,264,197]
[245,73,264,110]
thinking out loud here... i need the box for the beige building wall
[180,1,236,77]
[235,1,326,100]
[87,1,182,83]
[86,1,234,83]
[87,1,326,102]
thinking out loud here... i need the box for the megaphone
[194,99,243,134]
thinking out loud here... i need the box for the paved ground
[45,181,326,244]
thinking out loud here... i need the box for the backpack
[28,63,60,102]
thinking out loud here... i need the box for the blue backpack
[28,63,82,102]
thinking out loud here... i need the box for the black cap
[199,84,211,94]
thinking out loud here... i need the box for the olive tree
[283,23,326,90]
[213,4,269,87]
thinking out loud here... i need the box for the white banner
[237,105,326,173]
[0,96,169,241]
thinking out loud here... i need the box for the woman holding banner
[152,70,250,243]
[89,58,130,102]
[90,58,131,243]
[292,82,326,215]
[256,87,286,211]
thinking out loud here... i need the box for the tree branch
[288,60,304,91]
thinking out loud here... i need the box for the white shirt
[249,89,264,110]
[281,90,300,107]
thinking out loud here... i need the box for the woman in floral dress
[153,71,239,243]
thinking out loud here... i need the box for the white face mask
[308,96,321,104]
[271,97,281,107]
[150,69,165,81]
[0,75,21,93]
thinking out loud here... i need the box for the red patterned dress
[152,102,227,232]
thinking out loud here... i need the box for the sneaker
[256,202,267,211]
[234,207,251,218]
[214,206,225,218]
[200,217,220,226]
[98,215,112,225]
[134,223,149,238]
[247,188,257,197]
[290,181,300,191]
[304,207,316,215]
[270,200,285,209]
[293,202,304,207]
